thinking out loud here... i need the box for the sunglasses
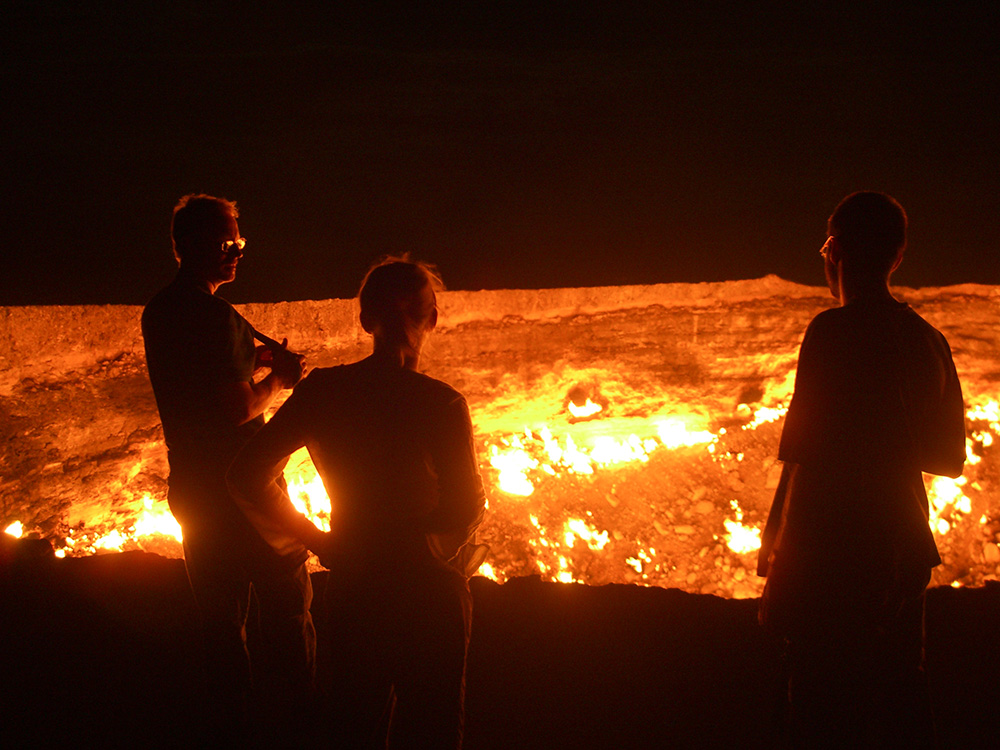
[222,237,247,254]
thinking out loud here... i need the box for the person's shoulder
[406,369,467,405]
[807,300,904,336]
[301,363,374,393]
[897,304,952,349]
[142,280,178,317]
[277,366,341,409]
[898,303,940,331]
[808,306,845,326]
[294,365,343,390]
[142,280,186,330]
[143,277,229,316]
[802,306,846,339]
[143,281,242,349]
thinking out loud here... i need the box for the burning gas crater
[474,395,999,597]
[7,392,998,599]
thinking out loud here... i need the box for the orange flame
[15,399,997,592]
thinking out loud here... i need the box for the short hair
[170,194,238,262]
[828,192,907,276]
[358,256,444,348]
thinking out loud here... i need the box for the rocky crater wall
[1,277,998,591]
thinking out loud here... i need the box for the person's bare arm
[220,375,288,425]
[227,377,327,552]
[220,342,306,425]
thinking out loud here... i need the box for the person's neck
[369,341,420,371]
[178,265,219,295]
[838,272,897,306]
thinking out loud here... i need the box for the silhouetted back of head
[171,194,238,262]
[828,192,907,277]
[359,258,444,350]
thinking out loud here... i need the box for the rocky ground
[2,279,998,590]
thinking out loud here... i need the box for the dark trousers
[320,560,472,749]
[169,470,317,741]
[785,593,935,749]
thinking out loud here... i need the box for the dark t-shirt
[142,274,262,472]
[766,298,965,576]
[252,359,486,568]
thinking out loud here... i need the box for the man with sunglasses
[142,194,315,741]
[757,192,966,747]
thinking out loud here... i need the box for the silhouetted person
[228,257,486,748]
[142,194,316,739]
[757,192,966,748]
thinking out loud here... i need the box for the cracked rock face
[2,277,998,593]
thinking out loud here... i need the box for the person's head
[358,256,443,358]
[170,194,244,291]
[826,191,907,279]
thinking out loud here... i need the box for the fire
[723,500,762,555]
[488,437,538,496]
[928,473,971,536]
[133,495,183,540]
[472,398,998,593]
[285,447,332,532]
[47,493,182,559]
[657,418,719,449]
[568,398,603,419]
[564,517,611,551]
[11,397,999,595]
[923,401,998,538]
[487,415,718,499]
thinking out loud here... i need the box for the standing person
[757,192,966,748]
[142,194,316,739]
[228,257,486,749]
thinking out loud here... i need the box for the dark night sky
[3,3,998,305]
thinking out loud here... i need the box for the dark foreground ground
[2,541,997,749]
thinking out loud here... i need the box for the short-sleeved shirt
[263,359,486,568]
[142,273,262,472]
[767,298,965,575]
